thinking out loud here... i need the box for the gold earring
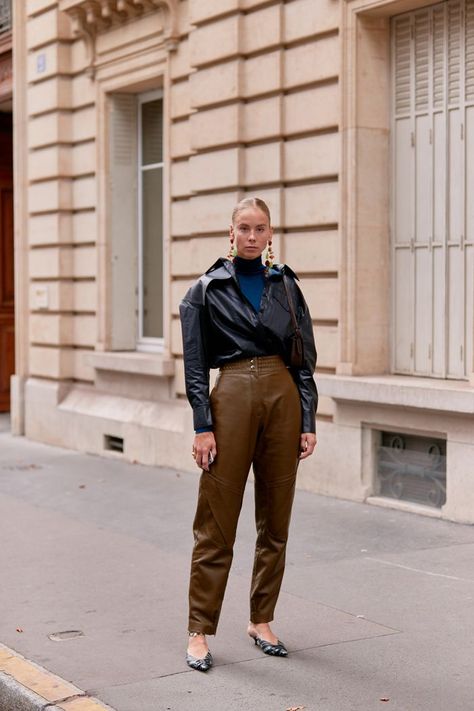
[265,241,274,268]
[227,241,237,260]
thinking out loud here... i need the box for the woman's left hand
[299,432,317,460]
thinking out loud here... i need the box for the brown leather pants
[188,355,301,635]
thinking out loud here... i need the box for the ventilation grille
[104,434,124,453]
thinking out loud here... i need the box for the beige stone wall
[170,0,341,421]
[26,0,96,384]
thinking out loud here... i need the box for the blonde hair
[231,197,272,226]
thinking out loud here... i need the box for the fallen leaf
[286,706,305,711]
[16,628,23,633]
[380,699,390,703]
[79,484,86,489]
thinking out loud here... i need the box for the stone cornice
[59,0,179,77]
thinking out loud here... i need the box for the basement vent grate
[104,434,124,453]
[376,431,446,508]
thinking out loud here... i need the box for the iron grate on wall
[377,431,446,508]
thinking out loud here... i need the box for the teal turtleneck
[234,255,266,312]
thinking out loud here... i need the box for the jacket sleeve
[179,293,213,431]
[291,282,318,433]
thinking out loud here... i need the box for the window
[137,92,164,348]
[0,0,11,33]
[392,0,474,379]
[107,90,164,352]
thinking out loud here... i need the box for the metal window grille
[0,0,11,33]
[377,432,447,508]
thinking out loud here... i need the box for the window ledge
[86,351,175,378]
[317,374,474,415]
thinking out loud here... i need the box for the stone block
[171,79,191,119]
[171,159,191,198]
[284,0,339,44]
[317,395,336,418]
[29,77,71,116]
[244,142,281,186]
[73,176,96,210]
[27,43,71,83]
[243,51,281,98]
[171,119,192,159]
[72,141,95,176]
[190,15,239,67]
[28,213,73,246]
[29,345,73,379]
[73,315,96,347]
[72,106,96,142]
[285,35,339,89]
[72,210,97,244]
[72,74,96,109]
[29,246,73,279]
[29,145,71,181]
[171,199,192,237]
[242,96,281,142]
[241,4,281,54]
[299,276,339,321]
[29,179,72,213]
[284,84,339,135]
[28,112,72,148]
[73,281,97,313]
[284,231,339,273]
[190,60,240,109]
[177,0,191,35]
[171,278,194,314]
[189,0,238,24]
[190,191,239,234]
[284,133,340,181]
[241,0,274,8]
[72,349,95,382]
[315,325,339,368]
[189,148,240,192]
[190,104,240,150]
[26,8,72,49]
[171,317,183,355]
[73,246,96,278]
[30,313,73,345]
[70,36,89,72]
[284,183,339,228]
[171,236,228,277]
[29,281,73,311]
[170,39,190,81]
[27,0,58,16]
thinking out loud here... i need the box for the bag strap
[282,274,300,332]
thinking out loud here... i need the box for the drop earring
[227,241,237,260]
[265,241,274,269]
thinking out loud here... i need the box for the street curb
[0,643,116,711]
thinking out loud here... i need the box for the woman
[180,197,318,672]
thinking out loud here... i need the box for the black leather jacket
[179,258,318,433]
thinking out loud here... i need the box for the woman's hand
[299,432,317,460]
[192,432,217,471]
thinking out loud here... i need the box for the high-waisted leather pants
[188,355,302,635]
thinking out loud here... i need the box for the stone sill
[317,374,474,415]
[85,351,175,378]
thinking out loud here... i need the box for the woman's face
[230,207,273,260]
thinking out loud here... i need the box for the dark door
[0,112,14,412]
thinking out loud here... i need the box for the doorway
[0,110,14,412]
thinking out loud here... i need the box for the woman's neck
[234,255,265,274]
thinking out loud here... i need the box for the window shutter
[392,0,474,380]
[393,15,415,372]
[109,94,138,350]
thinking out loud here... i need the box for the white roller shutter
[392,0,474,379]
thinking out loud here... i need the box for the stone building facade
[6,0,474,522]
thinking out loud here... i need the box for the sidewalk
[1,416,474,711]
